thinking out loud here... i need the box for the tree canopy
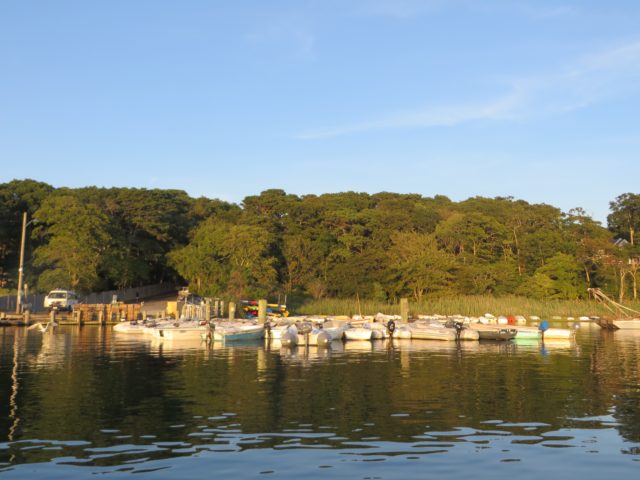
[1,179,637,301]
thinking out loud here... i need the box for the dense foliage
[1,181,638,301]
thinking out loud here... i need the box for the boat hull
[612,319,640,329]
[113,322,146,334]
[409,325,457,341]
[214,325,264,342]
[344,327,373,341]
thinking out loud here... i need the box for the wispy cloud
[359,0,576,20]
[296,93,523,139]
[361,0,446,19]
[296,39,640,139]
[518,4,576,19]
[246,16,315,57]
[478,1,578,20]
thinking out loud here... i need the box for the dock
[1,303,143,327]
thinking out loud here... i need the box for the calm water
[1,324,639,479]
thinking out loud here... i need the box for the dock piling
[400,298,409,322]
[258,299,267,324]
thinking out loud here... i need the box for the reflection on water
[1,326,639,478]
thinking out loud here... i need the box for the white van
[44,289,79,312]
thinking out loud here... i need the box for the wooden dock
[1,303,143,326]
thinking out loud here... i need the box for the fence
[0,293,46,313]
[0,283,176,313]
[82,283,176,305]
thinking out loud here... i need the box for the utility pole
[16,212,27,313]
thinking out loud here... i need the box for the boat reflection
[513,338,575,352]
[276,345,334,364]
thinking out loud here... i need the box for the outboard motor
[386,320,396,337]
[454,321,464,341]
[265,320,272,339]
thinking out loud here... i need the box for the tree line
[1,179,639,301]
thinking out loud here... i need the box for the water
[1,325,639,478]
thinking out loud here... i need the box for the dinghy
[612,318,640,329]
[408,322,457,341]
[321,320,349,341]
[344,326,373,341]
[514,325,574,340]
[153,323,208,340]
[469,323,517,341]
[113,320,147,334]
[213,323,264,342]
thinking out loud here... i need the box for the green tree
[0,179,53,289]
[564,208,613,288]
[608,193,640,246]
[387,232,456,300]
[168,219,230,296]
[435,212,507,261]
[169,220,276,298]
[281,235,316,294]
[523,253,584,299]
[33,195,111,293]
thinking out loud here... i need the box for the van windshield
[48,292,66,299]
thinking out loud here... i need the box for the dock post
[50,309,56,324]
[258,299,267,324]
[204,299,211,321]
[400,298,409,323]
[24,310,31,326]
[98,310,105,325]
[228,302,236,321]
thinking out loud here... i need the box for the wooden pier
[1,303,142,326]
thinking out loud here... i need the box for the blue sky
[2,0,639,222]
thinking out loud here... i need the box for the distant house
[614,238,630,248]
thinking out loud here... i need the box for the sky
[2,0,640,222]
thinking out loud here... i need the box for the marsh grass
[295,295,640,319]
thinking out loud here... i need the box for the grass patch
[295,295,639,318]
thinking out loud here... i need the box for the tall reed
[295,295,639,318]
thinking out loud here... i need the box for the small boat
[408,322,457,341]
[612,318,640,330]
[395,325,412,339]
[321,321,349,341]
[515,325,574,340]
[113,320,147,334]
[213,323,264,342]
[268,321,296,340]
[297,325,336,346]
[344,326,373,341]
[470,323,517,341]
[442,320,480,341]
[154,323,208,340]
[365,322,389,339]
[456,328,480,341]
